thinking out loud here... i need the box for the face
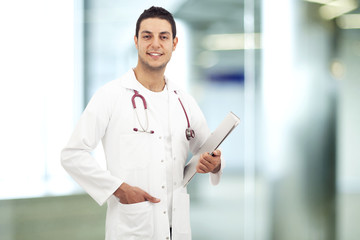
[134,18,178,71]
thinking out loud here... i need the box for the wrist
[114,182,128,198]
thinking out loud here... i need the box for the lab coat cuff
[209,169,222,185]
[96,178,124,206]
[209,158,224,186]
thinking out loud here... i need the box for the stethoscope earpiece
[133,128,154,134]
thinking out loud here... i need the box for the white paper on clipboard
[182,111,240,187]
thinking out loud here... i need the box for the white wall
[0,1,78,198]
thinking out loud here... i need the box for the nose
[151,36,161,49]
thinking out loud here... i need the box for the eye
[161,35,169,40]
[143,35,151,40]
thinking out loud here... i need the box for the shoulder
[97,79,123,96]
[86,71,131,112]
[92,70,133,100]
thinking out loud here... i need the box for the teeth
[149,53,161,56]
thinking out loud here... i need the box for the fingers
[144,192,161,203]
[196,154,213,173]
[196,151,221,174]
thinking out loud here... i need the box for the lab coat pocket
[117,201,154,239]
[172,190,191,236]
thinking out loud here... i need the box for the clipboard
[182,111,240,187]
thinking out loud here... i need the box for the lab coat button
[161,159,164,163]
[162,185,165,189]
[163,211,166,214]
[166,237,169,240]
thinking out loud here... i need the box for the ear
[172,37,178,51]
[134,35,139,49]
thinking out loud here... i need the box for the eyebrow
[140,30,171,35]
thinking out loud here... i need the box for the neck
[133,66,166,92]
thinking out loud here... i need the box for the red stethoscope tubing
[131,89,195,140]
[132,90,147,109]
[174,90,195,140]
[174,90,190,128]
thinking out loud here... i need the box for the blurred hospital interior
[0,0,360,239]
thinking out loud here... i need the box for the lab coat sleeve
[61,86,123,206]
[186,94,224,186]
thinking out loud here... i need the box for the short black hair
[135,6,177,39]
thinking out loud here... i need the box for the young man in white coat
[61,6,223,240]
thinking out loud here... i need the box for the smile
[148,52,162,56]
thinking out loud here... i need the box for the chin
[145,62,168,71]
[139,56,169,71]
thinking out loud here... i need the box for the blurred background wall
[0,0,359,239]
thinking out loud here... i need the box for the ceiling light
[330,60,346,79]
[304,0,332,4]
[319,0,358,20]
[202,33,261,51]
[336,14,360,29]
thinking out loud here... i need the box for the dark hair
[135,6,177,39]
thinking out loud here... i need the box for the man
[61,6,222,240]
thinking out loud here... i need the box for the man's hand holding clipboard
[182,112,240,187]
[196,149,222,174]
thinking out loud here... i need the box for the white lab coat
[61,69,222,240]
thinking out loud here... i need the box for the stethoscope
[131,89,195,141]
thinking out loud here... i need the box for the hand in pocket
[114,182,160,204]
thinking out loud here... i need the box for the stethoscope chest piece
[185,128,195,140]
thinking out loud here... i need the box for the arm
[61,87,122,206]
[186,94,224,185]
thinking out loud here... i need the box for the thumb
[212,149,221,156]
[144,193,160,203]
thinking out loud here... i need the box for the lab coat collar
[120,68,181,92]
